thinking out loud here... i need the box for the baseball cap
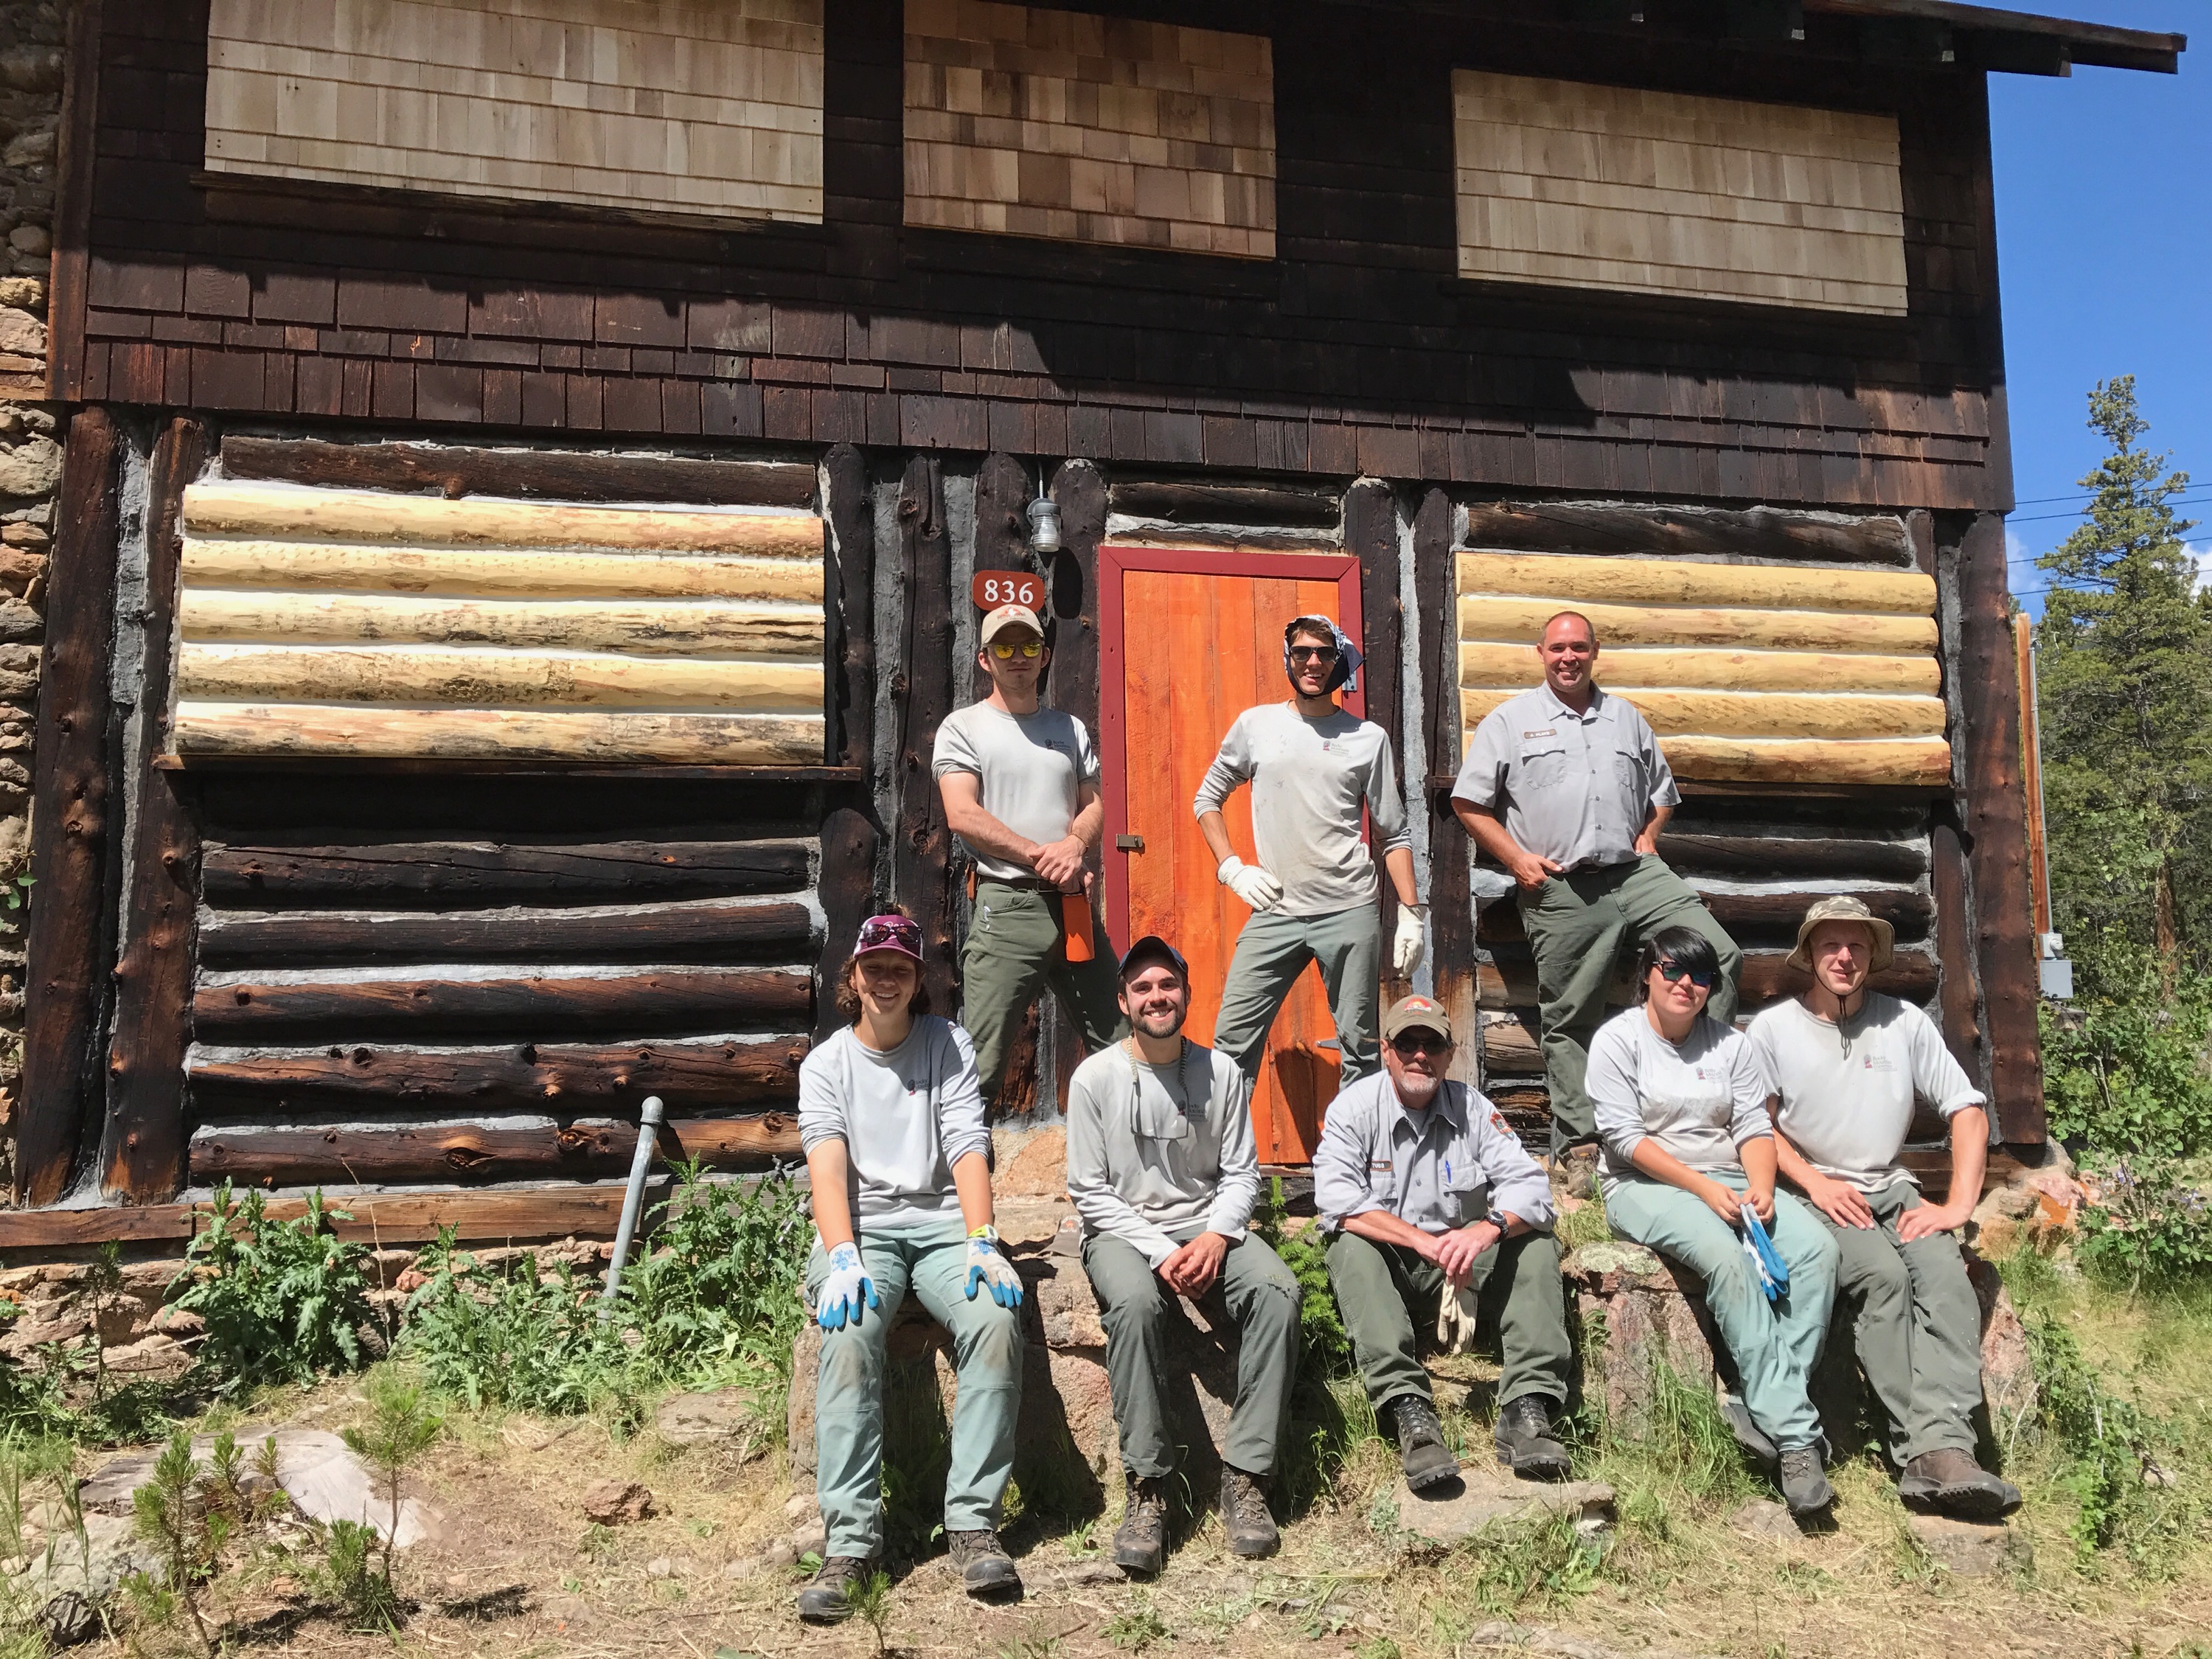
[981,603,1045,645]
[1117,934,1188,983]
[1381,994,1453,1043]
[852,913,925,964]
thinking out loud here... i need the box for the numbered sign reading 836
[972,571,1045,612]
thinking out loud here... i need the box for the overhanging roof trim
[1804,0,2185,72]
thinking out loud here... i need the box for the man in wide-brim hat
[1746,896,2021,1519]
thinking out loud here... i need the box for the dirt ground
[66,1357,2208,1659]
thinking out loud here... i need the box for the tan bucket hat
[1786,895,1894,973]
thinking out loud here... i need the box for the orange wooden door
[1109,563,1361,1164]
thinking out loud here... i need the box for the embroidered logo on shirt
[1489,1112,1512,1136]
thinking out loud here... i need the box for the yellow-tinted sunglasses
[990,639,1044,659]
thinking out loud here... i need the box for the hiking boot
[1493,1394,1571,1481]
[1391,1394,1460,1491]
[1218,1466,1280,1559]
[1896,1447,2023,1519]
[795,1554,872,1624]
[1113,1474,1169,1577]
[1778,1447,1834,1517]
[1720,1397,1779,1472]
[947,1528,1022,1597]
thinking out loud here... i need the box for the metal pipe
[600,1095,665,1309]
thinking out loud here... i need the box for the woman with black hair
[1584,925,1840,1517]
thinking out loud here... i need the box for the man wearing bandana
[1194,613,1421,1090]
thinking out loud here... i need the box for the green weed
[170,1185,377,1388]
[1103,1596,1170,1651]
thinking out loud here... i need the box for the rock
[792,1519,827,1558]
[6,1511,163,1632]
[1029,1559,1128,1589]
[6,227,49,259]
[645,1557,672,1578]
[1563,1242,1718,1435]
[582,1480,654,1526]
[37,1588,98,1647]
[1728,1499,1803,1544]
[993,1127,1068,1197]
[1908,1514,2027,1576]
[3,131,55,170]
[0,279,43,310]
[1965,1254,2032,1427]
[81,1429,441,1548]
[1385,1467,1615,1547]
[0,309,43,358]
[0,435,60,498]
[0,48,63,94]
[654,1387,768,1455]
[723,1556,760,1581]
[783,1493,817,1524]
[761,1537,798,1568]
[100,1333,190,1376]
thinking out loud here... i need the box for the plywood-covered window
[903,0,1276,258]
[170,483,827,765]
[1455,552,1947,787]
[204,0,824,223]
[1452,70,1907,316]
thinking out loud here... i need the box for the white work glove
[1392,905,1427,976]
[815,1240,880,1331]
[963,1231,1025,1309]
[1435,1279,1481,1355]
[1217,855,1284,913]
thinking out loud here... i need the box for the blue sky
[1989,2,2208,613]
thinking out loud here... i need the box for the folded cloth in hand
[1738,1203,1790,1304]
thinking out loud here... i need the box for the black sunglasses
[1288,645,1340,663]
[1389,1032,1451,1057]
[1655,960,1716,990]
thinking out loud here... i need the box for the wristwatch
[1482,1209,1514,1234]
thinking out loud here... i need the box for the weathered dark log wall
[67,1,2006,512]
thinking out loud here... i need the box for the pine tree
[2034,375,2212,977]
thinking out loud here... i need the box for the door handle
[1116,835,1145,853]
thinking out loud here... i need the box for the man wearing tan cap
[1312,994,1572,1489]
[1747,896,2020,1519]
[936,603,1127,1107]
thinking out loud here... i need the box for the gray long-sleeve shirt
[1192,702,1409,917]
[1065,1039,1257,1267]
[1452,684,1677,870]
[1585,1006,1773,1192]
[1313,1070,1554,1235]
[797,1018,990,1231]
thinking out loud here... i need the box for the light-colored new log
[1461,687,1947,740]
[170,703,827,765]
[177,644,825,712]
[181,481,825,557]
[1458,641,1941,697]
[181,539,824,602]
[1457,594,1936,654]
[1456,552,1934,616]
[1660,734,1952,787]
[179,591,824,656]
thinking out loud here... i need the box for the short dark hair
[1635,926,1719,1004]
[831,906,933,1023]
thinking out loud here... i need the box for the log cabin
[2,0,2184,1239]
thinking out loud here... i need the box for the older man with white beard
[1312,994,1573,1489]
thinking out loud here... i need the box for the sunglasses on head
[1390,1031,1450,1057]
[1288,645,1339,664]
[990,639,1043,660]
[1655,960,1715,990]
[855,915,923,957]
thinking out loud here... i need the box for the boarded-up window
[1455,553,1948,787]
[170,483,827,765]
[1452,71,1907,316]
[903,0,1275,259]
[204,0,824,223]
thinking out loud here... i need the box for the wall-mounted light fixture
[1026,491,1061,556]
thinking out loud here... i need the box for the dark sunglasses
[1389,1032,1451,1057]
[854,915,923,958]
[1655,960,1715,990]
[1288,645,1340,664]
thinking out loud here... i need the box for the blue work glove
[963,1232,1024,1308]
[1739,1203,1791,1303]
[815,1241,879,1330]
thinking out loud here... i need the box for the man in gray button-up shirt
[1451,611,1742,1162]
[1312,995,1574,1488]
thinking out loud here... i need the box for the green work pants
[1212,902,1382,1086]
[1517,855,1743,1150]
[1819,1182,1985,1463]
[1080,1225,1302,1480]
[1604,1172,1837,1452]
[804,1216,1024,1559]
[1324,1228,1573,1415]
[961,881,1128,1107]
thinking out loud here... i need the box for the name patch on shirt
[1369,1160,1393,1173]
[1523,728,1557,740]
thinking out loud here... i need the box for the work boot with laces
[795,1554,873,1624]
[1896,1447,2022,1519]
[1778,1447,1834,1517]
[1113,1473,1170,1576]
[947,1528,1022,1597]
[1391,1394,1460,1491]
[1218,1466,1279,1559]
[1493,1394,1571,1481]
